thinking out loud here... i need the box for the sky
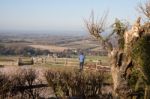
[0,0,146,34]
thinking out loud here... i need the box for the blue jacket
[79,54,85,62]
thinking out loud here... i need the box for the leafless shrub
[0,72,11,98]
[0,69,39,99]
[18,69,39,99]
[45,69,110,98]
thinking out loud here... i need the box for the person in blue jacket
[79,52,85,71]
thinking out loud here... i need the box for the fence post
[45,57,47,63]
[54,57,56,64]
[64,58,68,66]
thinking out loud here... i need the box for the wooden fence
[0,56,110,71]
[33,57,110,71]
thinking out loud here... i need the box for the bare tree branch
[84,11,107,40]
[137,0,150,20]
[84,11,113,51]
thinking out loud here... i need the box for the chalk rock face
[124,17,141,53]
[110,49,132,97]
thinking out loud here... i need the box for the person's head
[80,52,83,55]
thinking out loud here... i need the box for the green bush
[132,34,150,84]
[131,34,150,98]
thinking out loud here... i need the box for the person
[79,52,85,71]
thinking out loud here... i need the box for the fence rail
[0,57,111,71]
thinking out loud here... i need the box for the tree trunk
[144,85,150,99]
[110,49,132,98]
[110,18,142,98]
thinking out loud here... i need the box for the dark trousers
[80,62,84,70]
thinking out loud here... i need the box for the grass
[0,55,109,68]
[0,56,18,61]
[72,55,108,61]
[86,55,108,62]
[0,55,32,61]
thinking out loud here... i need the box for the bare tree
[84,11,112,52]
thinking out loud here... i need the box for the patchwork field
[29,44,69,52]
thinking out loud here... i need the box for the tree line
[0,44,51,56]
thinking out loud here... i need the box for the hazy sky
[0,0,146,33]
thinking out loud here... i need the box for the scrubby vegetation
[131,34,150,98]
[45,69,111,98]
[0,69,41,99]
[0,68,112,99]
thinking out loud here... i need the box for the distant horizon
[0,0,146,34]
[0,30,88,36]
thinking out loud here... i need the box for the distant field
[0,56,18,61]
[0,33,109,66]
[86,55,108,63]
[29,43,102,52]
[29,44,69,52]
[0,33,104,52]
[59,39,101,50]
[0,56,19,66]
